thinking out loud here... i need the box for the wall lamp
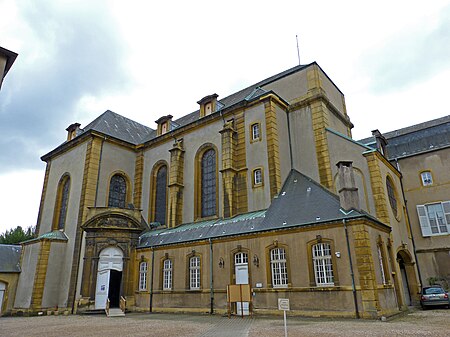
[253,254,259,267]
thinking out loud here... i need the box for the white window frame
[254,169,262,185]
[251,123,260,141]
[189,256,201,290]
[139,261,148,291]
[417,201,450,237]
[270,248,288,288]
[420,171,433,186]
[163,259,173,290]
[312,243,334,286]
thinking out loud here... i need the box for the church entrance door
[95,246,123,309]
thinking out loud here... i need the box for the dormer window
[197,93,218,118]
[66,123,81,141]
[155,115,173,136]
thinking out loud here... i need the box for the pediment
[82,209,147,232]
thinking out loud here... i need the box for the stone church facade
[2,62,427,318]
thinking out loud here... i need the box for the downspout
[343,218,360,319]
[394,158,423,288]
[149,247,155,312]
[209,238,214,314]
[286,109,294,170]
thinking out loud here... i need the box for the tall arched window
[201,149,216,217]
[53,175,70,231]
[108,174,127,208]
[155,165,167,225]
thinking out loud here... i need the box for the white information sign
[278,298,290,311]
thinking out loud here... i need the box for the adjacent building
[361,116,450,292]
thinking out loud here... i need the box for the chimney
[336,161,360,211]
[66,123,81,141]
[371,129,388,157]
[197,93,218,118]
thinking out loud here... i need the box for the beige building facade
[4,62,424,318]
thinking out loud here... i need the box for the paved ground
[1,308,449,337]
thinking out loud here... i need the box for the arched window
[163,259,173,290]
[201,149,216,217]
[312,243,334,286]
[270,248,288,288]
[108,174,127,208]
[386,176,397,217]
[54,175,70,230]
[155,165,167,225]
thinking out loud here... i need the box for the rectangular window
[421,171,433,186]
[163,259,172,290]
[250,122,261,142]
[139,262,148,291]
[312,243,334,286]
[416,202,450,236]
[253,168,262,185]
[189,256,201,290]
[270,248,288,287]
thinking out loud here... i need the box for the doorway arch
[95,246,123,309]
[397,249,419,306]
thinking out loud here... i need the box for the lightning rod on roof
[296,35,301,65]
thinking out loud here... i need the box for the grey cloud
[361,6,450,93]
[0,1,130,172]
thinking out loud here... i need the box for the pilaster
[264,99,282,199]
[168,139,185,227]
[364,151,390,224]
[220,120,238,218]
[352,224,380,318]
[67,136,103,310]
[35,161,51,236]
[133,149,144,208]
[30,240,51,310]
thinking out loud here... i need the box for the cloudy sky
[1,0,449,234]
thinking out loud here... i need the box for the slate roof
[171,64,310,131]
[0,244,22,273]
[138,169,366,248]
[359,115,450,159]
[82,110,156,145]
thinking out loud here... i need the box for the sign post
[278,298,290,337]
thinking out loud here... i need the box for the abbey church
[1,58,449,318]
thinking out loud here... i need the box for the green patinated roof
[23,230,69,244]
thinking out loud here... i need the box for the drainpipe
[149,247,155,312]
[394,158,423,288]
[209,238,214,314]
[343,219,360,319]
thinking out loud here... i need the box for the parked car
[420,286,450,309]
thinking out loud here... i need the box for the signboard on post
[278,298,290,337]
[278,298,290,311]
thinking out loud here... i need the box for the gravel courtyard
[1,308,449,337]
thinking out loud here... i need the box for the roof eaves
[326,128,372,150]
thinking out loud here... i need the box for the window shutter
[416,205,432,237]
[442,201,450,231]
